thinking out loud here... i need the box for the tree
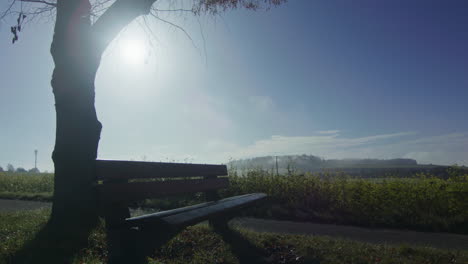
[2,0,286,262]
[0,166,3,172]
[16,167,27,173]
[28,167,40,173]
[7,163,15,172]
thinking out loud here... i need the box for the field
[1,209,467,264]
[1,169,468,263]
[224,168,468,234]
[1,167,467,234]
[0,172,53,201]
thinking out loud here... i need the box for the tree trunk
[11,2,106,262]
[49,61,102,228]
[12,1,159,262]
[49,0,102,235]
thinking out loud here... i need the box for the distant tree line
[0,164,40,173]
[227,155,468,178]
[229,154,419,173]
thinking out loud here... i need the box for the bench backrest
[96,160,229,202]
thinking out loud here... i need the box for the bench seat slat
[96,160,228,180]
[99,178,229,202]
[126,193,267,228]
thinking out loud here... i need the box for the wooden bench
[95,159,267,264]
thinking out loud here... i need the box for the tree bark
[49,0,101,233]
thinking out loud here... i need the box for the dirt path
[1,199,467,250]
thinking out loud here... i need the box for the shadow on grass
[11,218,98,264]
[210,220,270,264]
[107,220,269,264]
[10,217,268,264]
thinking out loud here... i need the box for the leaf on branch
[193,0,287,15]
[10,12,26,44]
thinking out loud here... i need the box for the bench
[95,159,267,264]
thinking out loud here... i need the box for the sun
[119,38,147,65]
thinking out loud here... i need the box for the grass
[0,210,49,263]
[1,209,467,264]
[1,168,467,233]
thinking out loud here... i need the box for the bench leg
[106,226,148,264]
[104,203,148,264]
[209,217,269,264]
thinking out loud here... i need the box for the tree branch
[0,1,16,20]
[150,13,195,46]
[19,0,57,7]
[152,8,193,13]
[91,0,157,56]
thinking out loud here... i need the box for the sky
[1,0,467,171]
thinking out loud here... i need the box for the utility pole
[275,155,279,176]
[34,150,38,170]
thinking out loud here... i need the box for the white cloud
[317,130,340,135]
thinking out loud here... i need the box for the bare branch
[150,12,196,47]
[196,16,208,66]
[19,0,57,7]
[0,1,16,20]
[1,0,56,24]
[91,0,157,55]
[90,0,114,22]
[2,0,287,46]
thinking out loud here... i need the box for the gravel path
[0,199,51,212]
[231,218,468,250]
[1,199,467,250]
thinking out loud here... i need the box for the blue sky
[1,0,467,171]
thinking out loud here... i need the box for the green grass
[0,209,49,263]
[0,172,53,201]
[1,209,467,264]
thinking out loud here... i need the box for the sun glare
[120,38,147,65]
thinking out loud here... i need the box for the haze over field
[1,1,467,171]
